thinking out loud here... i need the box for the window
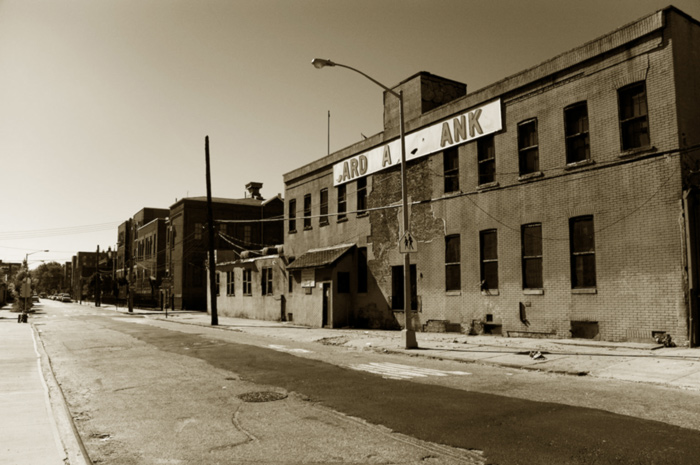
[480,230,498,290]
[243,225,251,246]
[518,119,539,175]
[226,270,235,295]
[565,102,590,164]
[303,194,312,229]
[356,178,367,215]
[215,272,220,296]
[288,274,293,293]
[443,146,460,193]
[337,184,347,221]
[445,235,461,291]
[478,135,495,185]
[194,223,203,241]
[358,247,368,293]
[570,216,596,288]
[522,223,543,289]
[243,268,252,295]
[618,82,649,151]
[288,199,296,232]
[337,272,350,293]
[261,267,273,295]
[319,189,329,226]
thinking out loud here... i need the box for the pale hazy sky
[1,0,699,266]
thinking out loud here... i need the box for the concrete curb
[141,312,700,391]
[374,345,592,377]
[102,306,700,391]
[32,323,93,465]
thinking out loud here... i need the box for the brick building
[168,183,284,311]
[212,248,287,322]
[116,207,169,307]
[280,7,700,345]
[71,251,110,301]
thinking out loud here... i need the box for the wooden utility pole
[127,219,134,313]
[206,136,218,326]
[95,245,101,307]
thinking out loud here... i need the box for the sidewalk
[114,307,700,391]
[0,316,66,465]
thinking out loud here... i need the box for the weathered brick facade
[282,7,700,345]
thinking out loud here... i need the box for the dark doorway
[391,265,417,310]
[322,282,331,327]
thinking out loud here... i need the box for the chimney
[383,72,467,131]
[246,182,264,200]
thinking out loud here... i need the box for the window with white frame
[226,270,235,295]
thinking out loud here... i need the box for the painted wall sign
[333,99,502,186]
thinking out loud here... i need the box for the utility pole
[206,136,218,326]
[127,219,134,313]
[95,245,101,307]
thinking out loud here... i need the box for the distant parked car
[61,294,72,303]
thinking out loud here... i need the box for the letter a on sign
[399,231,417,254]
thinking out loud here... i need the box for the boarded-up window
[288,199,296,232]
[320,189,329,226]
[356,178,367,215]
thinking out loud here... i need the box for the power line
[0,221,121,240]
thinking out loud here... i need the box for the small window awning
[286,244,355,270]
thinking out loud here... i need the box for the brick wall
[282,8,699,341]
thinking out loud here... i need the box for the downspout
[683,189,697,347]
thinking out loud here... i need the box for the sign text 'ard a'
[333,99,502,186]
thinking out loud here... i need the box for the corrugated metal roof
[286,244,355,270]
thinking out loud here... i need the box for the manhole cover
[237,391,287,403]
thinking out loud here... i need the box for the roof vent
[245,182,264,200]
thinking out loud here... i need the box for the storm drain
[237,391,287,403]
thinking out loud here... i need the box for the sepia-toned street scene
[2,1,700,464]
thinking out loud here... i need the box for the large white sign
[333,99,502,186]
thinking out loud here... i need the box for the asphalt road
[33,300,700,464]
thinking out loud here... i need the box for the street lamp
[25,249,49,268]
[312,58,417,349]
[20,249,48,322]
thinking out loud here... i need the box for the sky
[1,0,699,267]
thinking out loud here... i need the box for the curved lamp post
[24,249,49,268]
[311,58,417,349]
[21,249,48,319]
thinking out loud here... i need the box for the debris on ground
[655,334,676,347]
